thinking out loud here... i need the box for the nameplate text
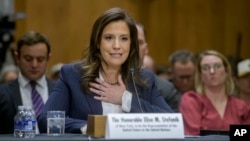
[105,113,184,139]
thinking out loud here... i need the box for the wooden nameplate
[86,115,107,138]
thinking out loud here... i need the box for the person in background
[169,49,196,94]
[0,31,55,134]
[142,54,155,73]
[136,23,148,63]
[136,23,180,112]
[155,65,171,80]
[38,7,173,134]
[234,59,250,103]
[50,63,64,81]
[179,50,250,135]
[0,64,18,83]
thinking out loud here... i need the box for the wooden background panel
[15,0,71,64]
[14,0,250,75]
[224,0,250,59]
[147,0,174,65]
[14,0,143,75]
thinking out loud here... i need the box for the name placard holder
[86,115,107,138]
[105,113,184,139]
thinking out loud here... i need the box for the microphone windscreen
[130,68,134,74]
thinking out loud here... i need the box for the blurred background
[1,0,249,75]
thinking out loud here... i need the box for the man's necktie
[30,81,44,117]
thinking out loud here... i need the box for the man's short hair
[169,49,195,66]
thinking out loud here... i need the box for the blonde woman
[179,50,250,135]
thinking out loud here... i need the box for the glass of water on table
[47,111,65,136]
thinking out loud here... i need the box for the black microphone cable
[130,68,143,113]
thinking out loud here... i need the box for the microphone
[130,68,143,113]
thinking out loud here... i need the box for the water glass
[47,111,65,136]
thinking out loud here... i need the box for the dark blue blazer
[38,62,173,133]
[0,78,54,134]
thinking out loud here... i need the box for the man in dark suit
[136,23,181,112]
[0,31,55,134]
[168,49,196,94]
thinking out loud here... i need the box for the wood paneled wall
[14,0,250,75]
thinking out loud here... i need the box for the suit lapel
[46,78,55,94]
[85,92,103,114]
[8,80,22,112]
[74,64,103,114]
[6,78,54,112]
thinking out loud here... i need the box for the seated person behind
[50,63,64,81]
[136,22,180,112]
[155,65,171,80]
[0,31,54,134]
[179,50,250,135]
[142,54,155,73]
[0,65,18,83]
[234,59,250,103]
[38,7,173,134]
[168,49,196,94]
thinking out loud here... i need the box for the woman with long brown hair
[38,7,173,133]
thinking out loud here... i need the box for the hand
[89,75,126,105]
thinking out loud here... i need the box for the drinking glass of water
[47,111,65,136]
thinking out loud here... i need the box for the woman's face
[200,55,228,88]
[100,20,131,69]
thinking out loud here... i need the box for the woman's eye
[201,65,210,71]
[105,36,113,40]
[214,64,222,69]
[121,37,128,41]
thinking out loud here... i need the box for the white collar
[18,72,47,88]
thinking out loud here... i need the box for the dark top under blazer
[0,78,55,134]
[38,62,173,133]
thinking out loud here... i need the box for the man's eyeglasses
[201,63,223,72]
